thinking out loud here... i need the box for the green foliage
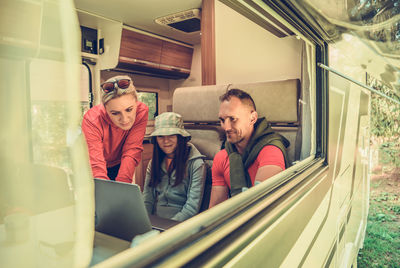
[370,212,397,223]
[137,92,158,120]
[373,192,397,202]
[358,189,400,267]
[31,101,70,169]
[369,73,400,137]
[379,142,400,167]
[369,74,400,167]
[390,205,400,215]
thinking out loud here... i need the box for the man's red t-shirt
[81,102,149,183]
[212,145,285,188]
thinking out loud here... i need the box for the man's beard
[226,131,244,145]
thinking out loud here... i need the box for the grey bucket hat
[150,112,191,138]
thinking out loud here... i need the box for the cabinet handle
[119,56,159,67]
[119,56,190,73]
[133,59,148,65]
[159,63,190,73]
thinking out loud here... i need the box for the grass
[357,169,400,267]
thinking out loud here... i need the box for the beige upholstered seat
[173,79,301,165]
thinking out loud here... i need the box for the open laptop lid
[94,178,152,241]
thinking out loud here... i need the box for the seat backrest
[173,79,300,164]
[185,126,224,211]
[173,79,301,210]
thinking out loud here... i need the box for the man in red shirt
[82,75,148,183]
[209,89,289,207]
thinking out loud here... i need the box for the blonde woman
[82,75,148,183]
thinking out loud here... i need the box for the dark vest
[224,118,290,197]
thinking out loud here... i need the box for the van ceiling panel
[155,9,201,33]
[74,0,202,45]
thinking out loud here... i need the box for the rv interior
[72,0,315,260]
[75,0,315,196]
[2,0,398,266]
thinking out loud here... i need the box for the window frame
[136,87,160,123]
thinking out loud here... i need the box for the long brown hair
[149,135,190,187]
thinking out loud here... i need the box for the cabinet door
[120,29,162,64]
[160,41,193,70]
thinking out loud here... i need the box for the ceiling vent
[155,9,201,33]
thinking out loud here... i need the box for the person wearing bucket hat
[143,112,206,222]
[82,75,149,183]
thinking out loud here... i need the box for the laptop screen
[94,179,152,241]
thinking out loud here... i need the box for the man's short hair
[219,88,256,111]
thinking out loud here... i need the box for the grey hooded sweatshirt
[143,143,206,222]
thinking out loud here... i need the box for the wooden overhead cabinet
[160,41,193,70]
[117,29,193,79]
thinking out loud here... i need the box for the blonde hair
[101,75,137,104]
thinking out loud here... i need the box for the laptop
[94,178,152,241]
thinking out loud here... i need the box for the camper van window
[137,91,158,121]
[211,0,316,167]
[31,101,71,170]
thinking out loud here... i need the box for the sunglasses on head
[101,79,131,93]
